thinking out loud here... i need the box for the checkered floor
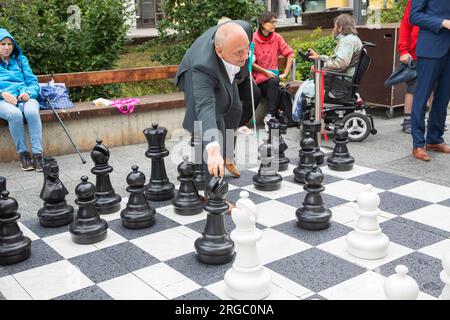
[1,164,450,300]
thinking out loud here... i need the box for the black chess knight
[0,190,31,265]
[70,176,108,244]
[91,139,122,214]
[296,165,331,230]
[195,176,235,265]
[121,165,156,229]
[173,156,204,216]
[268,118,290,172]
[327,122,354,171]
[37,157,74,227]
[253,138,282,191]
[143,123,175,201]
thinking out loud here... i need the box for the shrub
[380,0,408,23]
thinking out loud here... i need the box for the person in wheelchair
[293,14,363,121]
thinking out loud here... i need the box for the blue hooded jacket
[0,28,40,100]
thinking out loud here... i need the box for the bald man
[176,21,253,178]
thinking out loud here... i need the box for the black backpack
[277,83,297,127]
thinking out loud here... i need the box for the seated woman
[293,14,363,122]
[250,11,295,131]
[0,28,43,171]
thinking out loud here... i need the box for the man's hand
[399,53,413,64]
[265,70,277,79]
[442,19,450,30]
[18,92,30,102]
[1,92,17,105]
[308,49,320,60]
[207,146,224,177]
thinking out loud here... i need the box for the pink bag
[110,98,140,114]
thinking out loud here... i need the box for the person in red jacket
[398,0,419,134]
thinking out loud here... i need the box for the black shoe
[33,153,44,172]
[19,152,35,171]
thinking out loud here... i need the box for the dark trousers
[258,78,280,116]
[411,50,450,147]
[238,77,261,127]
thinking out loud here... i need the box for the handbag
[384,58,417,87]
[38,82,75,109]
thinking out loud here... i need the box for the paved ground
[0,107,449,224]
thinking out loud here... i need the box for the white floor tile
[157,205,207,225]
[317,236,414,270]
[402,204,450,232]
[243,180,301,199]
[43,232,98,259]
[134,262,201,299]
[18,222,39,241]
[268,269,311,298]
[0,275,33,300]
[101,210,122,222]
[324,180,383,202]
[93,229,127,249]
[418,239,450,260]
[98,273,166,300]
[321,164,376,179]
[256,200,297,227]
[389,181,450,203]
[13,260,94,300]
[131,226,200,261]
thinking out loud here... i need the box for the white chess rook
[346,184,390,260]
[439,250,450,300]
[224,191,271,300]
[384,265,419,300]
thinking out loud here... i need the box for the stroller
[296,41,378,142]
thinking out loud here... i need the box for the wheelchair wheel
[341,112,371,142]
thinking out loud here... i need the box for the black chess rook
[91,139,122,214]
[327,122,355,171]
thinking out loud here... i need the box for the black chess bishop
[253,138,282,191]
[327,122,355,171]
[91,139,122,214]
[143,123,175,201]
[173,156,204,216]
[37,157,74,227]
[70,176,108,244]
[121,165,156,229]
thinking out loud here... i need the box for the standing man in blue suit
[410,0,450,161]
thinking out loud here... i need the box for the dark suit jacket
[175,20,253,143]
[410,0,450,59]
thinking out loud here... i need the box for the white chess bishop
[384,265,419,300]
[439,250,450,300]
[224,191,271,300]
[346,184,390,259]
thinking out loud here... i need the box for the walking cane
[248,42,258,144]
[46,79,86,164]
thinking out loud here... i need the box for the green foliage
[288,28,336,81]
[0,0,131,101]
[380,0,408,23]
[148,0,266,65]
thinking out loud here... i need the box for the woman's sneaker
[19,152,35,171]
[401,118,412,134]
[33,153,44,172]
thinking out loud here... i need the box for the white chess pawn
[224,191,271,300]
[439,250,450,300]
[346,184,390,259]
[384,265,419,300]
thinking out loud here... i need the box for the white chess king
[346,184,390,259]
[224,191,271,300]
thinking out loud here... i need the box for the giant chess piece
[346,184,390,259]
[384,265,419,300]
[191,133,207,191]
[143,123,175,201]
[439,250,450,300]
[0,190,31,265]
[0,176,6,192]
[70,176,108,244]
[37,157,74,227]
[296,165,331,230]
[91,139,122,214]
[268,118,290,172]
[302,116,324,165]
[327,122,354,171]
[121,165,156,229]
[195,176,234,264]
[253,138,282,191]
[173,156,204,216]
[293,131,318,184]
[224,191,272,300]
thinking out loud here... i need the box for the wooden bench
[0,58,301,163]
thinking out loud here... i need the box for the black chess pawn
[37,157,74,227]
[173,156,204,216]
[293,131,320,184]
[302,116,324,165]
[195,176,235,265]
[121,165,156,229]
[70,176,108,244]
[296,165,332,230]
[190,133,207,191]
[327,122,355,171]
[253,138,282,191]
[91,139,122,214]
[143,123,175,201]
[268,118,290,172]
[0,176,6,192]
[0,190,31,265]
